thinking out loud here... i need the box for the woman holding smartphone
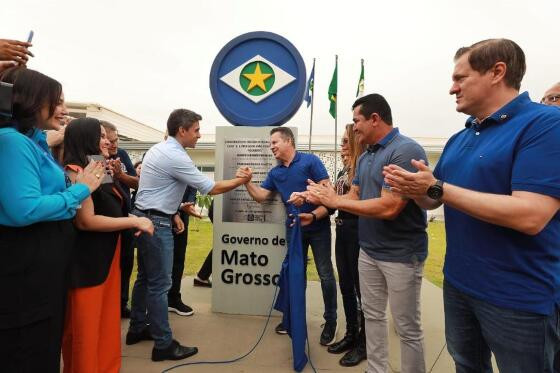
[0,67,104,373]
[61,118,153,373]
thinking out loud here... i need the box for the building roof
[66,102,165,142]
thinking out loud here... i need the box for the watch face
[427,185,443,200]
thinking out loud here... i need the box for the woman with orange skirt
[62,118,154,373]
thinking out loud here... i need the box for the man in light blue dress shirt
[126,109,251,362]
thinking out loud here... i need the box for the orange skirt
[62,237,121,373]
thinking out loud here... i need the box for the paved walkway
[121,276,455,373]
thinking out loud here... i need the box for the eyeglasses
[540,94,560,104]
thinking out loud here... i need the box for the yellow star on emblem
[242,63,273,92]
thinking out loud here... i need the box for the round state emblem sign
[209,31,306,127]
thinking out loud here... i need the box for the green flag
[328,58,337,118]
[356,59,364,97]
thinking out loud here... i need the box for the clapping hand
[382,159,434,197]
[75,160,106,193]
[107,158,123,178]
[306,179,337,208]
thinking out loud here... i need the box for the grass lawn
[425,221,446,287]
[129,219,447,295]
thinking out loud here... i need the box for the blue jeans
[294,226,337,323]
[444,280,560,373]
[129,209,174,349]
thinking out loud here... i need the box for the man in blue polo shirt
[244,127,338,346]
[384,38,560,372]
[307,93,428,373]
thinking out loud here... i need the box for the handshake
[235,166,253,184]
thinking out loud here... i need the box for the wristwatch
[427,180,444,200]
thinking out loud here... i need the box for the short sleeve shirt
[354,128,428,263]
[261,152,329,231]
[434,92,560,315]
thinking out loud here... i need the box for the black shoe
[151,339,198,362]
[340,344,367,367]
[168,299,194,316]
[125,328,153,345]
[320,321,338,346]
[327,333,357,354]
[193,276,212,288]
[275,322,288,335]
[121,306,131,319]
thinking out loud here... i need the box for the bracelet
[310,211,317,222]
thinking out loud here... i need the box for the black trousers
[197,200,213,280]
[335,219,364,333]
[197,250,212,280]
[0,220,74,373]
[120,228,135,308]
[169,213,190,301]
[0,318,55,373]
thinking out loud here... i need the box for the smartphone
[27,30,34,43]
[0,82,14,119]
[87,155,113,184]
[87,154,105,163]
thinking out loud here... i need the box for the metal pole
[308,58,315,153]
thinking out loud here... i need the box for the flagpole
[358,58,364,97]
[308,58,315,153]
[334,55,338,181]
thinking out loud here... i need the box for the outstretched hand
[235,166,252,183]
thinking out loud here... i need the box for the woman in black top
[61,118,153,373]
[328,124,367,366]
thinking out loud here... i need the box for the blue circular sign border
[209,31,306,127]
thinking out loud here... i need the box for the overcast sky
[3,0,559,140]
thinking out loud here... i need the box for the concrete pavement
[121,276,455,373]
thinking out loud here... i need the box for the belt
[335,217,358,226]
[137,208,172,219]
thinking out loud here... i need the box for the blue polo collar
[367,127,399,153]
[282,151,301,167]
[465,91,531,129]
